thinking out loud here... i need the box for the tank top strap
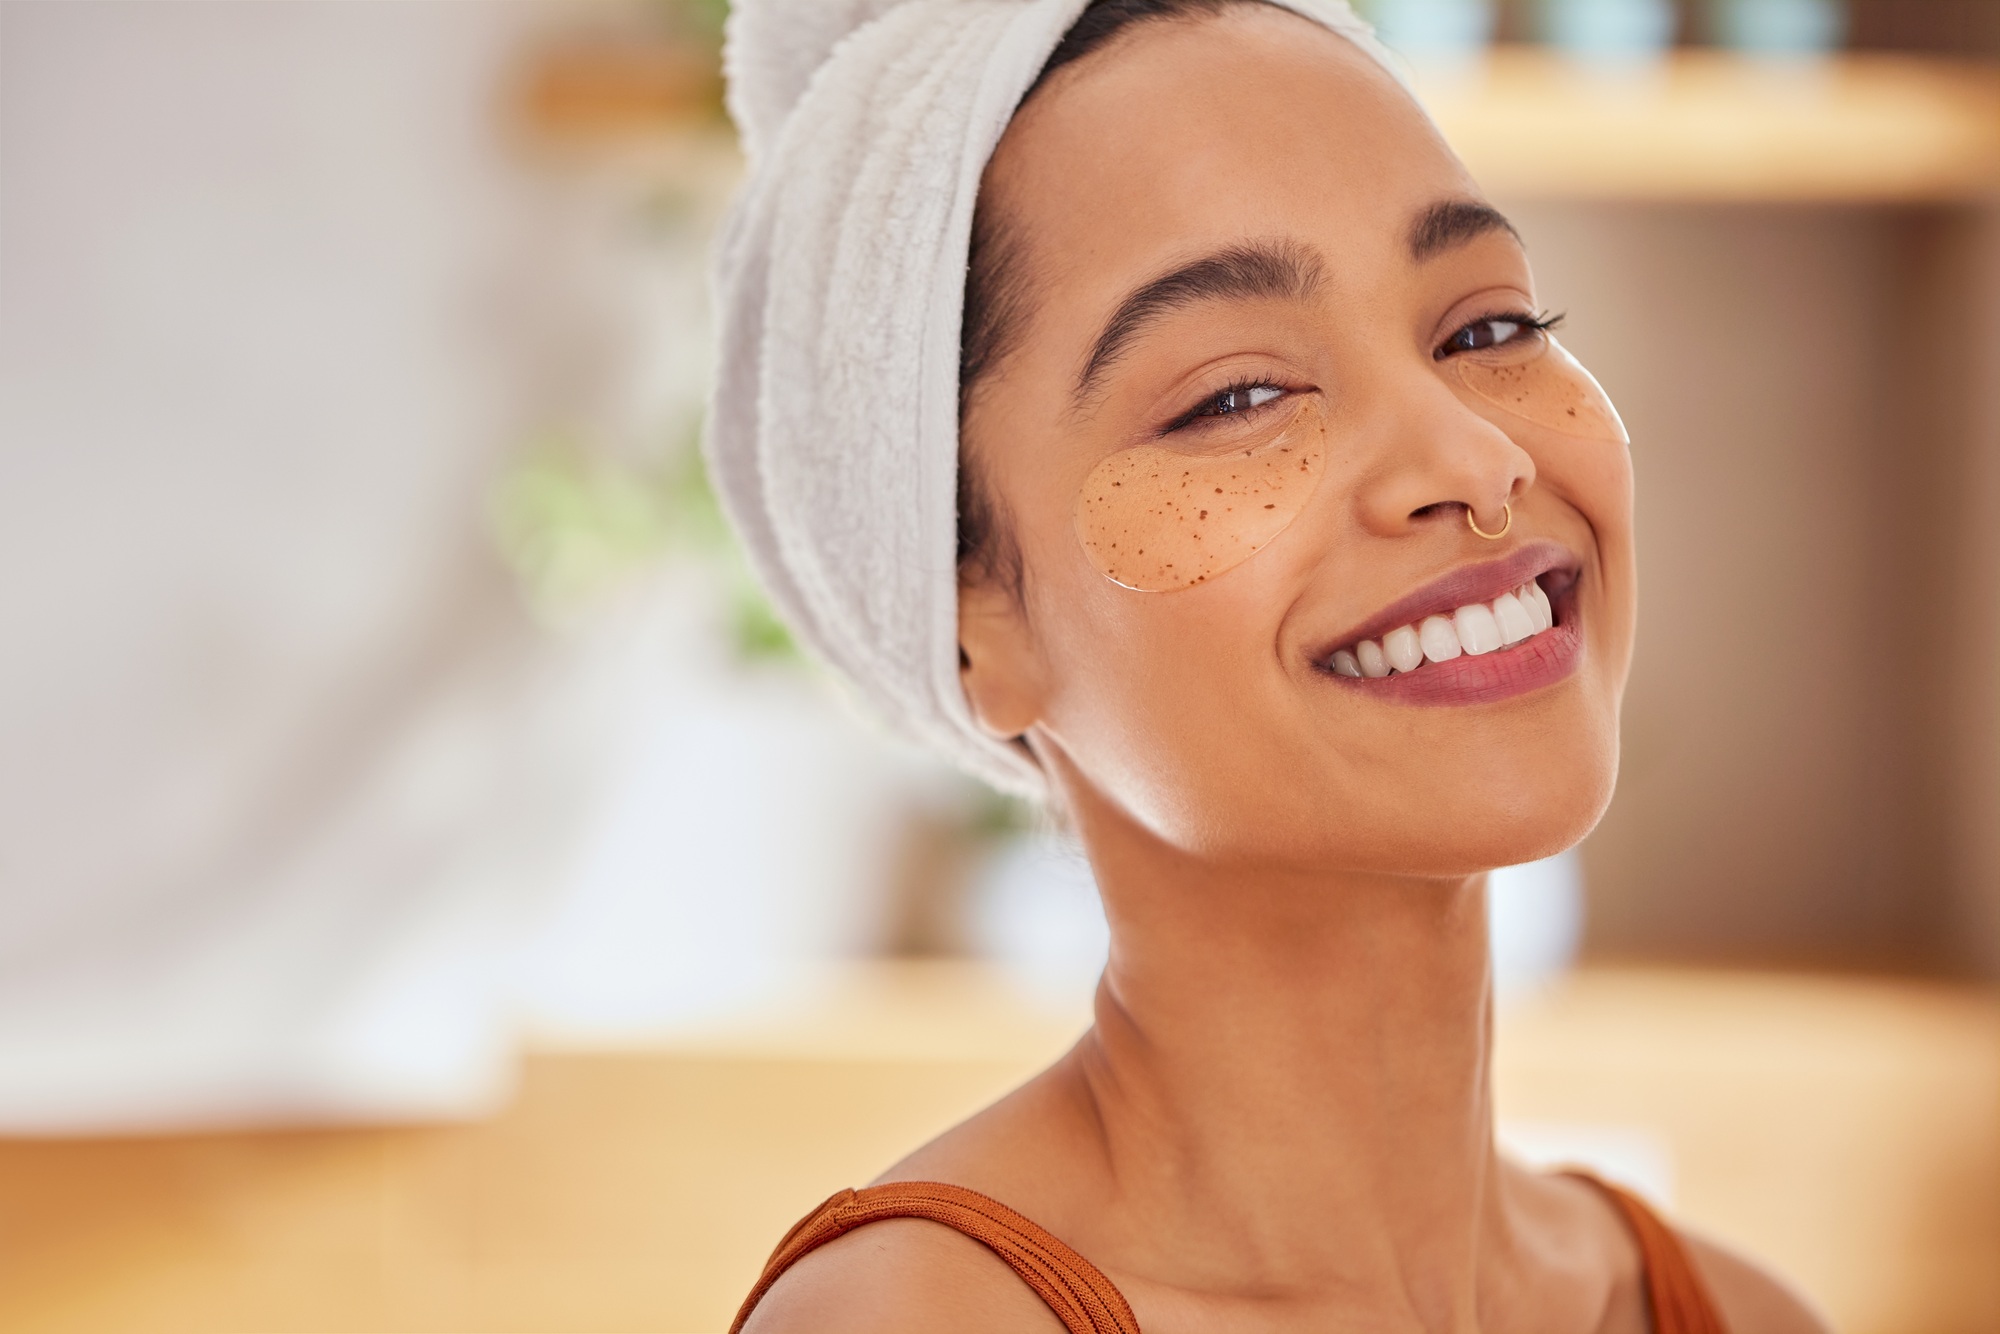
[735,1174,1726,1334]
[1564,1171,1730,1334]
[729,1180,1141,1334]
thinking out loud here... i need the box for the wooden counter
[1,963,1994,1333]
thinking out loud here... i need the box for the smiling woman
[709,1,1826,1331]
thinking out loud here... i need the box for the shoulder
[744,1057,1107,1334]
[739,1215,1070,1334]
[1532,1169,1830,1334]
[1681,1230,1833,1334]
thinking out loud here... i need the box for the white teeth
[1492,591,1535,646]
[1419,614,1462,663]
[1453,602,1502,655]
[1384,625,1424,673]
[1334,577,1560,681]
[1522,580,1553,632]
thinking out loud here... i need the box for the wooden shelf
[514,35,723,143]
[1423,48,2000,202]
[516,39,2000,204]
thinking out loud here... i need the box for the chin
[1393,738,1619,876]
[1055,669,1623,875]
[1273,718,1621,877]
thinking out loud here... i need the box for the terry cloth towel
[708,0,1402,796]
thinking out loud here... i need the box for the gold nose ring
[1467,502,1512,541]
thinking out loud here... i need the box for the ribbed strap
[1567,1172,1730,1334]
[736,1174,1725,1334]
[730,1180,1141,1334]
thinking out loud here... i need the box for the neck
[1060,794,1515,1326]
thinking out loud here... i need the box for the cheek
[1073,399,1326,592]
[1048,405,1331,838]
[1455,335,1627,445]
[1026,551,1303,846]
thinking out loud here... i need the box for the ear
[957,577,1046,741]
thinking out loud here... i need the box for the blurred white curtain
[0,0,632,1132]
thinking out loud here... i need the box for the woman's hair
[956,0,1261,598]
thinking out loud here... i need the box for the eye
[1435,310,1561,360]
[1179,382,1286,427]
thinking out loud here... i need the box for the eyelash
[1164,378,1294,434]
[1161,308,1561,431]
[1433,309,1564,360]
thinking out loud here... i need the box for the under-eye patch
[1454,334,1627,445]
[1075,394,1326,592]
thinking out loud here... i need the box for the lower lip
[1327,586,1582,706]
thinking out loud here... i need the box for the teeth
[1522,580,1553,632]
[1331,578,1559,680]
[1383,625,1425,673]
[1492,591,1534,646]
[1419,614,1462,663]
[1454,602,1501,655]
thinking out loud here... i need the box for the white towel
[708,0,1399,796]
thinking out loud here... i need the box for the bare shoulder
[739,1216,1070,1334]
[1681,1230,1832,1334]
[745,1053,1101,1334]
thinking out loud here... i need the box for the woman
[710,0,1828,1329]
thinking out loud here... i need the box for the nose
[1348,371,1536,539]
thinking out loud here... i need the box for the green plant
[489,430,798,664]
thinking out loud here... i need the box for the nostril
[1408,501,1458,522]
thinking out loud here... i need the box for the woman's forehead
[990,6,1475,299]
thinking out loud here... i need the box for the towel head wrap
[708,0,1405,796]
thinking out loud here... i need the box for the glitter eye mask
[1453,333,1628,444]
[1074,395,1327,593]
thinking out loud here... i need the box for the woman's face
[958,5,1636,877]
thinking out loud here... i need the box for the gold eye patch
[1075,395,1326,592]
[1454,334,1628,445]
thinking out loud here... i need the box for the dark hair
[955,0,1260,596]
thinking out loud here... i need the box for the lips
[1313,542,1583,706]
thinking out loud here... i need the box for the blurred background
[1,0,1997,1330]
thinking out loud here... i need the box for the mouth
[1313,542,1583,706]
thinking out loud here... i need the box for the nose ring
[1467,502,1511,541]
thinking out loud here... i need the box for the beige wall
[1509,202,2000,971]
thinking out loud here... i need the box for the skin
[746,8,1829,1332]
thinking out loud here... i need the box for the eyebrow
[1409,199,1518,262]
[1074,239,1323,405]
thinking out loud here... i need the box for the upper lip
[1313,540,1579,656]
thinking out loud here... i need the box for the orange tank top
[731,1174,1727,1334]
